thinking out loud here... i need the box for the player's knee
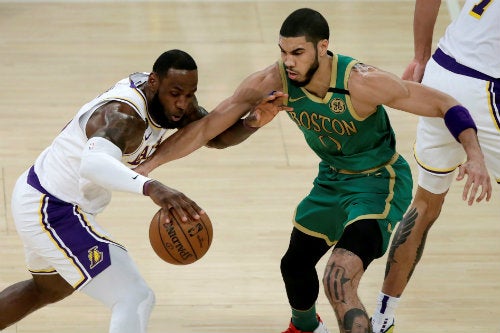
[125,283,155,313]
[322,252,363,299]
[412,189,446,229]
[33,275,74,305]
[280,251,305,279]
[41,286,74,304]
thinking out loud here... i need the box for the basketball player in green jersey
[135,8,491,333]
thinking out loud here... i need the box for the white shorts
[415,53,500,194]
[11,167,126,290]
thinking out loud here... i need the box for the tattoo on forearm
[385,208,418,278]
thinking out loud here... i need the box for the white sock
[371,292,399,333]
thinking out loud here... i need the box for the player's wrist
[444,105,477,142]
[143,179,155,196]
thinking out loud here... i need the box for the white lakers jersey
[439,0,500,78]
[34,73,167,214]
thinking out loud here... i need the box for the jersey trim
[330,152,399,175]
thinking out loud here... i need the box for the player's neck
[303,57,332,98]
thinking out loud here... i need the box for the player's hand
[144,180,205,222]
[243,91,293,128]
[401,59,427,82]
[456,159,492,205]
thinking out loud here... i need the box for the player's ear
[318,39,329,57]
[148,72,160,91]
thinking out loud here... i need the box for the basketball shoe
[371,318,395,333]
[281,315,330,333]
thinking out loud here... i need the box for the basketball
[148,208,213,265]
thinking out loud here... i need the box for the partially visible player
[372,1,497,332]
[0,49,285,332]
[133,8,490,333]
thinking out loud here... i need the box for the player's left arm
[350,65,492,204]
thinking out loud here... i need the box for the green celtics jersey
[279,52,397,172]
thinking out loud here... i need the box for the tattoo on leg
[385,208,418,278]
[408,222,433,281]
[324,262,350,304]
[343,308,370,333]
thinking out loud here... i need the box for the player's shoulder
[350,63,398,87]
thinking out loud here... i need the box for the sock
[371,292,399,333]
[291,304,319,331]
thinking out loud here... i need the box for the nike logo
[288,96,306,103]
[132,175,138,180]
[144,131,152,140]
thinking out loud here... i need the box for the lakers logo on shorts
[88,245,104,269]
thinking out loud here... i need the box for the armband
[444,105,477,142]
[80,137,151,195]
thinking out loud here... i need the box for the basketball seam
[174,217,199,260]
[157,209,183,264]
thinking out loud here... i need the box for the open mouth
[171,114,183,122]
[287,70,298,80]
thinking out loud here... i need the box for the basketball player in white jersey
[0,49,285,333]
[371,1,498,332]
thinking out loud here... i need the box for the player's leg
[81,244,155,333]
[371,182,448,333]
[323,219,382,333]
[1,169,76,329]
[0,273,74,329]
[371,140,455,332]
[383,185,446,293]
[280,228,331,332]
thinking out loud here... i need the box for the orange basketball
[148,208,213,265]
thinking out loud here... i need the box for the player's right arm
[80,102,204,222]
[401,0,442,82]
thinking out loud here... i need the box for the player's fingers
[401,62,416,80]
[461,175,473,203]
[456,165,466,181]
[179,197,205,221]
[465,182,478,206]
[160,207,172,223]
[475,185,488,203]
[477,178,493,202]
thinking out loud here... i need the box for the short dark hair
[152,49,197,78]
[279,8,330,45]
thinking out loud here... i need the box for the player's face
[149,68,198,128]
[349,315,370,333]
[279,36,319,87]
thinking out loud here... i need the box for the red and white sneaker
[282,315,330,333]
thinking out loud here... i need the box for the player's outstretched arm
[207,91,291,149]
[135,64,286,175]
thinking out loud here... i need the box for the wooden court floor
[0,1,499,332]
